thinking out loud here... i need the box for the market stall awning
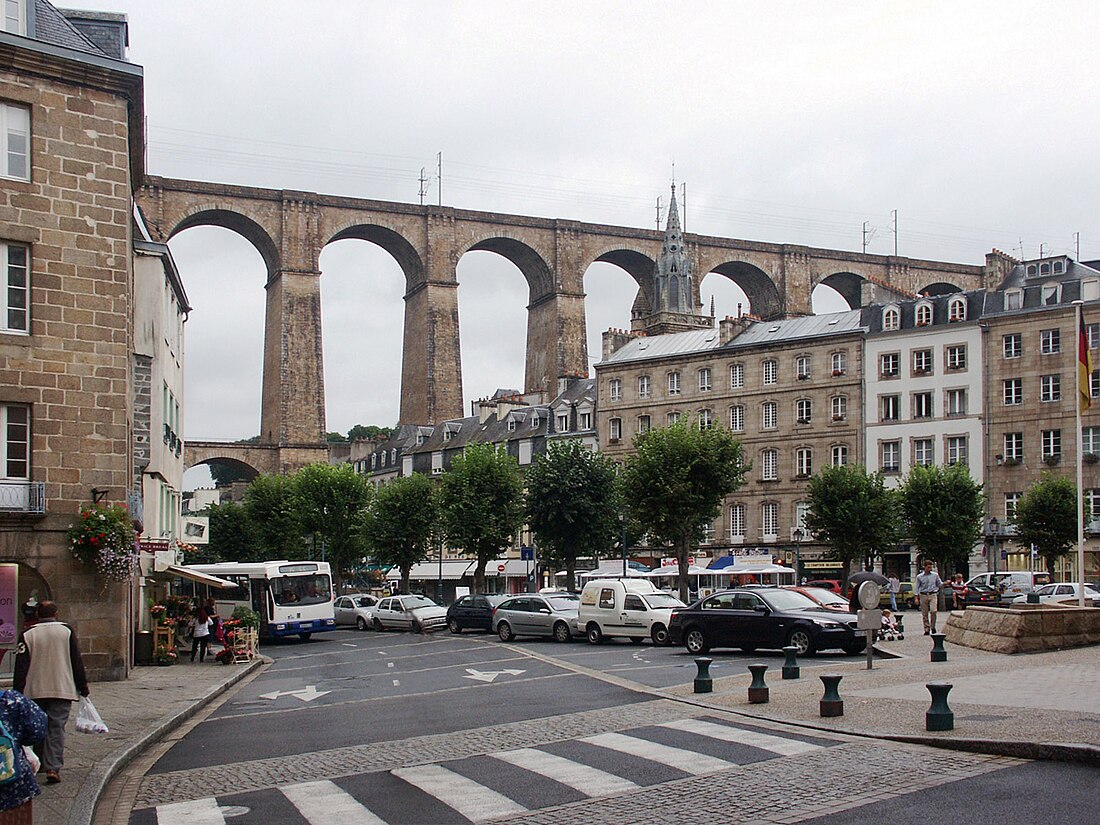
[485,559,531,577]
[644,564,716,578]
[386,561,472,581]
[577,564,650,579]
[167,565,240,590]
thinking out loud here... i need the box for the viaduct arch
[136,177,988,472]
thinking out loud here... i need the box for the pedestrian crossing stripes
[149,716,836,825]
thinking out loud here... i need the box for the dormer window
[882,306,900,331]
[916,302,933,326]
[556,413,569,432]
[390,448,397,464]
[507,417,518,432]
[1054,260,1065,273]
[1004,288,1023,310]
[3,1,26,35]
[1040,263,1051,275]
[1042,284,1061,305]
[1027,264,1038,276]
[948,297,966,322]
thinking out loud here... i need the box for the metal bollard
[781,645,800,680]
[693,657,713,694]
[819,673,843,717]
[926,682,954,731]
[747,663,769,703]
[930,632,947,662]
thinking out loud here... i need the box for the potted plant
[68,503,137,581]
[153,644,177,666]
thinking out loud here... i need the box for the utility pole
[862,221,876,254]
[418,167,428,205]
[681,181,687,231]
[437,152,442,206]
[892,209,898,256]
[1076,232,1081,260]
[655,196,663,230]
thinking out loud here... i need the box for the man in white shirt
[915,560,943,635]
[887,575,900,611]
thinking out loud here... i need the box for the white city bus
[184,560,337,640]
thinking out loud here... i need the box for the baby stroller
[879,609,904,641]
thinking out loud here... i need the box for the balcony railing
[0,480,46,514]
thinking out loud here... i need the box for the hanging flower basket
[68,503,137,581]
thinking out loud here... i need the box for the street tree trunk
[565,556,576,593]
[473,556,488,594]
[400,565,411,594]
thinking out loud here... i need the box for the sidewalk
[30,656,262,825]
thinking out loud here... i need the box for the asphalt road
[122,627,1100,825]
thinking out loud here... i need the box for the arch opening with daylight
[705,261,782,320]
[183,456,261,494]
[328,224,424,290]
[466,237,555,303]
[816,272,864,311]
[811,282,852,314]
[169,209,280,281]
[920,281,963,296]
[583,260,646,372]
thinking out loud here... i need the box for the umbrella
[847,571,889,586]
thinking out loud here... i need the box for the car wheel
[373,617,384,632]
[842,641,867,655]
[786,626,815,656]
[651,623,670,646]
[298,632,312,641]
[412,621,423,634]
[684,627,709,654]
[586,623,603,645]
[448,618,462,635]
[356,617,367,631]
[497,621,514,642]
[552,621,571,643]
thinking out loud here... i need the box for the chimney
[719,315,752,345]
[602,328,636,360]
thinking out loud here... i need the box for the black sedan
[668,587,866,656]
[446,593,507,634]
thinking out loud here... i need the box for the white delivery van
[578,579,686,645]
[966,571,1050,596]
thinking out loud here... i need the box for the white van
[966,571,1051,596]
[578,579,686,645]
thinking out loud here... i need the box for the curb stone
[69,657,265,825]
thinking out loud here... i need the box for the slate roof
[33,0,105,54]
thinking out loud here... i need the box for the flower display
[67,503,137,581]
[153,644,178,666]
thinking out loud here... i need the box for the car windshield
[761,590,824,611]
[547,596,579,611]
[271,574,332,606]
[643,592,686,609]
[402,596,438,609]
[800,588,847,605]
[353,596,374,607]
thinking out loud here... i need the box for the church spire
[653,183,692,313]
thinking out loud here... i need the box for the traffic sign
[520,546,534,560]
[497,563,506,572]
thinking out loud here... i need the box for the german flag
[1080,311,1094,412]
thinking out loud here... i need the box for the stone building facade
[0,2,145,679]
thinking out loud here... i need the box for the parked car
[805,579,844,595]
[371,594,448,633]
[1007,583,1100,607]
[788,586,850,613]
[446,594,507,634]
[877,582,918,610]
[578,578,686,645]
[668,587,866,656]
[493,593,580,642]
[951,583,1001,608]
[333,593,380,630]
[967,571,1051,596]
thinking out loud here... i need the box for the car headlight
[812,619,842,627]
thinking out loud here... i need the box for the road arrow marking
[258,684,331,703]
[462,668,527,683]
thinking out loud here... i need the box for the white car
[333,594,380,630]
[371,594,448,633]
[1008,583,1100,607]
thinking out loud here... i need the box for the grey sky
[63,2,1100,478]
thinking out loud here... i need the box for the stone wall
[945,605,1100,654]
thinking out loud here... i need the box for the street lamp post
[620,513,628,577]
[792,528,803,582]
[989,517,1000,578]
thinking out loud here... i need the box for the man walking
[915,560,943,635]
[887,574,900,612]
[13,601,89,785]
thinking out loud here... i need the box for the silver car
[333,594,380,630]
[493,593,580,643]
[371,594,448,633]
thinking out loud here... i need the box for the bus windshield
[272,574,332,606]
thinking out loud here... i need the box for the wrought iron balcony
[0,480,46,514]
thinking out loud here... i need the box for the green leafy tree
[347,424,395,442]
[439,443,525,593]
[325,432,347,443]
[805,464,901,575]
[362,473,438,594]
[1012,473,1078,576]
[208,460,256,489]
[206,501,258,562]
[525,440,620,591]
[295,463,373,590]
[620,420,747,603]
[900,463,985,574]
[243,473,305,560]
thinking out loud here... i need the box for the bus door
[250,580,269,621]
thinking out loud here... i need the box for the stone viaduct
[135,176,990,474]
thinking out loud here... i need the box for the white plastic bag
[22,746,39,774]
[74,697,108,734]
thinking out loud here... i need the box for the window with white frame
[1004,289,1023,310]
[729,405,744,432]
[947,435,967,465]
[948,297,966,322]
[390,448,397,464]
[881,441,900,472]
[699,520,714,544]
[1003,378,1022,406]
[914,438,934,467]
[795,501,811,532]
[1086,489,1100,523]
[831,444,848,466]
[698,409,713,429]
[0,403,29,480]
[638,375,650,398]
[556,413,569,432]
[1003,333,1022,358]
[0,103,30,181]
[883,306,900,330]
[3,1,26,34]
[761,448,778,480]
[1040,374,1061,403]
[370,453,377,469]
[912,348,932,374]
[1040,329,1061,355]
[1085,280,1100,302]
[729,363,744,388]
[637,415,650,434]
[698,367,711,392]
[1,242,28,333]
[795,398,811,424]
[505,419,516,434]
[946,388,967,416]
[1088,324,1100,350]
[831,395,847,421]
[1004,432,1023,461]
[1004,492,1020,521]
[761,401,777,429]
[761,502,778,539]
[831,351,847,375]
[880,394,900,421]
[608,378,621,401]
[762,359,777,385]
[579,411,592,430]
[1092,369,1100,399]
[795,447,812,477]
[916,302,932,326]
[946,344,966,370]
[880,352,899,377]
[1041,283,1061,305]
[668,371,681,395]
[609,417,622,441]
[1083,426,1100,455]
[728,504,745,539]
[1042,429,1061,458]
[667,411,680,425]
[913,391,933,419]
[796,355,811,379]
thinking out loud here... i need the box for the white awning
[577,565,650,579]
[486,559,531,577]
[167,565,240,590]
[386,560,472,581]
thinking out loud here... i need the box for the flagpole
[1075,300,1087,606]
